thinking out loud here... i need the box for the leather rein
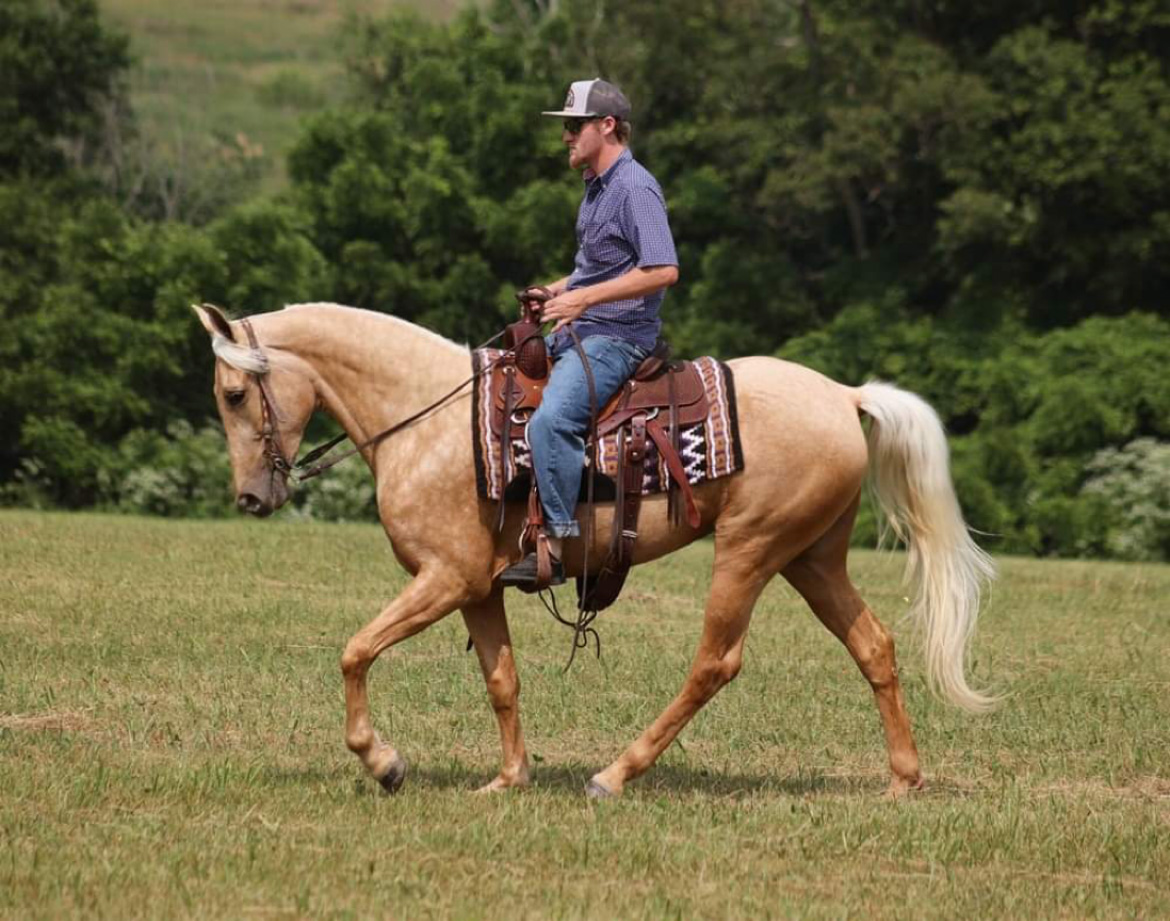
[238,305,614,668]
[237,317,508,485]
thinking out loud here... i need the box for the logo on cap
[565,89,575,108]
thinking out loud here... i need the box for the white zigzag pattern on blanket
[680,426,707,483]
[473,348,743,500]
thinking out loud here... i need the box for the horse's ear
[191,303,235,341]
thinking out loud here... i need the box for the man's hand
[526,266,676,332]
[540,288,592,333]
[517,277,571,319]
[516,285,552,319]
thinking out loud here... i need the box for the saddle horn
[507,286,553,380]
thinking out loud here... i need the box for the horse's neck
[263,306,469,444]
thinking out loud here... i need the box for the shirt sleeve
[620,186,678,268]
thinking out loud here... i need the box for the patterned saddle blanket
[470,349,744,502]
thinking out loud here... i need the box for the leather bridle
[239,318,295,481]
[233,309,610,666]
[232,317,508,485]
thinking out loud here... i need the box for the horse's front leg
[341,571,469,792]
[462,587,530,792]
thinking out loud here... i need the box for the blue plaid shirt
[551,148,678,355]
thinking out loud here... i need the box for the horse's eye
[224,389,246,407]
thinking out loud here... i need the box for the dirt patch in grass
[0,708,101,734]
[1038,776,1170,803]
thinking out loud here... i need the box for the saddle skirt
[470,348,744,503]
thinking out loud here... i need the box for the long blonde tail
[857,381,998,712]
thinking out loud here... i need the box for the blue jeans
[529,335,648,539]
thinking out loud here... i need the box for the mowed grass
[100,0,461,192]
[1,510,1167,919]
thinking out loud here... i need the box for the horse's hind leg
[782,498,923,796]
[588,541,773,797]
[461,588,530,792]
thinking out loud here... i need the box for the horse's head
[192,304,316,517]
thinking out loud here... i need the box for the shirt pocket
[584,220,629,260]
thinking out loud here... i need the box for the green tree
[1082,439,1170,561]
[0,0,130,178]
[782,310,1170,557]
[286,8,583,343]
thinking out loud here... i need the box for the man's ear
[191,303,235,341]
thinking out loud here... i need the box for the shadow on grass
[250,753,977,800]
[173,757,975,801]
[403,760,889,798]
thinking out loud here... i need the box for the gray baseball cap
[542,79,631,120]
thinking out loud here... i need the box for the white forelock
[212,334,269,374]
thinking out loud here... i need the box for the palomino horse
[192,302,995,798]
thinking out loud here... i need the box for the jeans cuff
[545,520,580,539]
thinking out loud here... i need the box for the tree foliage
[0,0,130,178]
[1,0,1168,558]
[783,309,1170,557]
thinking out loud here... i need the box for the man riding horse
[500,79,680,587]
[190,80,996,801]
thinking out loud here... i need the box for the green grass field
[1,510,1167,918]
[100,0,461,192]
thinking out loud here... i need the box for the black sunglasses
[562,116,604,135]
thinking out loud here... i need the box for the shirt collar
[583,147,632,188]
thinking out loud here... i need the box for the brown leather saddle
[492,290,704,611]
[489,346,709,442]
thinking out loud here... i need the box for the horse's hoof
[476,771,530,794]
[885,775,924,799]
[585,778,615,799]
[377,757,408,795]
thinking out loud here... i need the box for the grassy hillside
[1,511,1168,918]
[100,0,463,193]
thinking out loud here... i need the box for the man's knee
[530,402,585,441]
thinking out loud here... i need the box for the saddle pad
[470,349,744,502]
[491,360,709,441]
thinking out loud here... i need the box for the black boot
[499,553,565,588]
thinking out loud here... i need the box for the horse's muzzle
[237,492,274,517]
[236,467,290,517]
